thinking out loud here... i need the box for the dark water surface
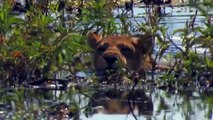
[1,83,213,120]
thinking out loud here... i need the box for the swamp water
[1,5,213,120]
[1,83,213,120]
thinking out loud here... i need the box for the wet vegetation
[0,0,213,119]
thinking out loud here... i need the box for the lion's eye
[97,46,107,52]
[120,47,132,52]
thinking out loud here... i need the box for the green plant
[164,1,213,86]
[0,1,90,85]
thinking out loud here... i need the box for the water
[1,84,212,120]
[82,87,213,120]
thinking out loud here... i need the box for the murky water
[82,86,213,120]
[1,84,213,120]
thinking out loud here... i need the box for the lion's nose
[103,55,117,66]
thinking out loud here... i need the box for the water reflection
[88,88,153,116]
[1,84,213,120]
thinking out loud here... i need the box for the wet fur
[87,32,155,78]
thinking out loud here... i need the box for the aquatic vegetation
[0,1,90,86]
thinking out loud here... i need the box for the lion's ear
[87,32,102,49]
[131,34,155,70]
[131,33,154,54]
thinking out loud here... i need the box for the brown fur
[87,32,155,75]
